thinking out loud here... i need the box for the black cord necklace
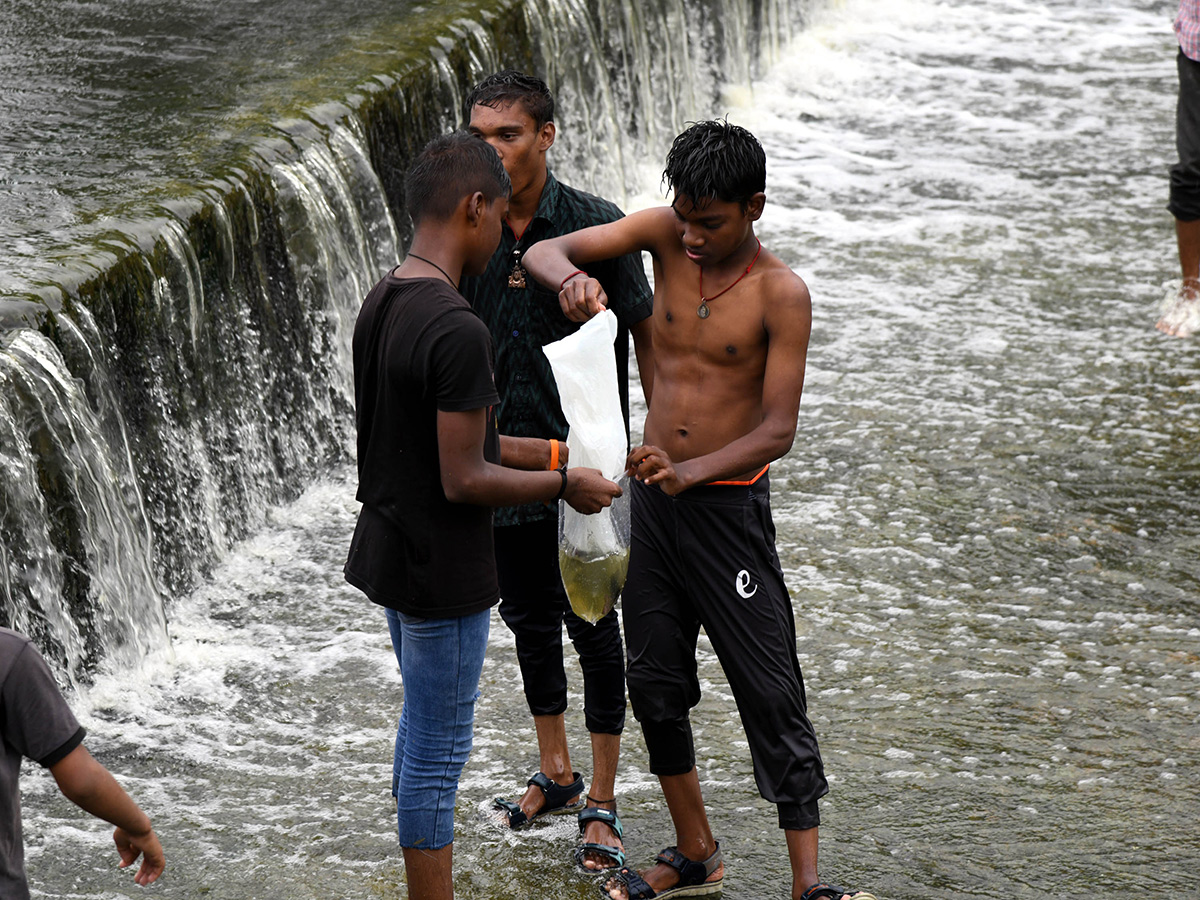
[407,253,459,291]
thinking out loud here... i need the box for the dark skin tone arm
[630,316,654,405]
[440,408,619,513]
[525,208,682,322]
[525,210,674,407]
[50,745,165,886]
[499,435,568,471]
[627,264,810,492]
[525,205,812,494]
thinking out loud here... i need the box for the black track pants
[494,518,627,735]
[623,475,827,830]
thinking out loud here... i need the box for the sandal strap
[574,842,626,869]
[601,866,656,900]
[654,841,722,885]
[493,797,528,828]
[578,806,623,839]
[799,883,849,900]
[526,771,584,810]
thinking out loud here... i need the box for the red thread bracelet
[559,270,587,291]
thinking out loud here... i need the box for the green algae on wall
[0,0,817,677]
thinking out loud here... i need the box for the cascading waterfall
[0,0,818,679]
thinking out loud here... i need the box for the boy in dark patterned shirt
[461,70,652,870]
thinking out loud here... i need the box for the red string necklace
[698,238,762,318]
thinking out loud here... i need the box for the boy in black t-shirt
[344,132,620,900]
[1,627,165,899]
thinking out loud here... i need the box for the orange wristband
[548,438,559,471]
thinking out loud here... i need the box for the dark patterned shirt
[460,171,653,526]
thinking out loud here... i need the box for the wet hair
[663,119,766,209]
[465,70,555,128]
[405,131,511,224]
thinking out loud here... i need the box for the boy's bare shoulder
[624,205,686,254]
[759,252,811,317]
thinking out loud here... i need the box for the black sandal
[493,771,584,829]
[574,801,625,870]
[799,882,879,900]
[599,842,722,899]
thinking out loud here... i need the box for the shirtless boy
[523,120,874,900]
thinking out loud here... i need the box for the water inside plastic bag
[542,311,631,623]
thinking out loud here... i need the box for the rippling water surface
[0,0,437,295]
[20,1,1200,898]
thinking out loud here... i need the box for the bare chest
[653,287,768,369]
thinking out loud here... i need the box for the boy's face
[671,193,764,267]
[465,194,509,276]
[468,101,554,197]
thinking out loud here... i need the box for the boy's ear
[746,192,766,221]
[464,191,487,225]
[538,120,556,152]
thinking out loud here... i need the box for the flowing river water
[15,1,1200,898]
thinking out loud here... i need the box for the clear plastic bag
[542,310,631,623]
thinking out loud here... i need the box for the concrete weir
[0,0,818,678]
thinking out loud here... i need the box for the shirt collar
[528,169,562,231]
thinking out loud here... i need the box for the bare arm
[50,745,165,886]
[499,435,568,471]
[439,408,618,513]
[626,273,812,493]
[630,317,654,406]
[523,208,679,322]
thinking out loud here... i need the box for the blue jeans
[385,606,491,850]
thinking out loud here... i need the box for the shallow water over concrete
[15,1,1200,899]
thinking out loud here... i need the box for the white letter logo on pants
[735,569,758,599]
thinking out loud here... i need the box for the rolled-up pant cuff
[778,799,821,830]
[641,716,695,776]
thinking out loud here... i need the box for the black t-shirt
[344,274,502,617]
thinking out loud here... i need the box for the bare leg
[579,732,624,870]
[1158,218,1200,335]
[603,768,723,899]
[509,713,580,820]
[1178,217,1200,282]
[787,828,878,900]
[403,845,454,900]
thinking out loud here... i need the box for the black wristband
[553,464,568,501]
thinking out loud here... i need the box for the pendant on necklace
[697,301,710,319]
[508,249,527,289]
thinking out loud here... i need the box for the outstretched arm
[499,435,568,471]
[523,207,677,322]
[50,745,165,886]
[439,408,618,513]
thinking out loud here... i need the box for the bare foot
[1157,282,1200,337]
[578,799,624,871]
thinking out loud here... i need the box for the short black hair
[405,131,511,225]
[663,119,766,208]
[465,70,555,128]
